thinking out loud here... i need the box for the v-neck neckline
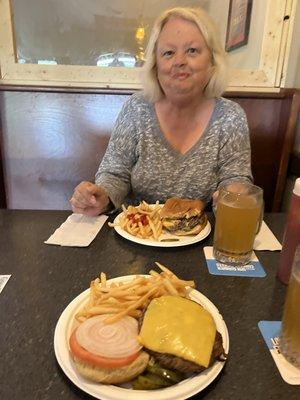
[151,98,219,160]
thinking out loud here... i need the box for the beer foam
[222,193,259,209]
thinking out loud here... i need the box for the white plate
[54,275,229,400]
[112,211,211,247]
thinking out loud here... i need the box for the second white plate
[112,212,211,247]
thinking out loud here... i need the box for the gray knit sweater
[95,92,252,208]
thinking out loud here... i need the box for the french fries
[109,201,163,241]
[75,262,195,324]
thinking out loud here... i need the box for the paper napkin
[0,275,11,294]
[45,213,108,247]
[254,221,282,251]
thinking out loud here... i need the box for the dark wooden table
[0,210,298,400]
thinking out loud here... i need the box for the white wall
[284,0,300,90]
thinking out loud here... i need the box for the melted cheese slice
[139,295,216,368]
[162,219,180,228]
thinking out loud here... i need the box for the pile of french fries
[75,262,195,324]
[109,201,163,240]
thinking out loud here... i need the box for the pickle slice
[132,372,171,390]
[146,364,183,383]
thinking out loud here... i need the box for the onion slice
[75,315,142,359]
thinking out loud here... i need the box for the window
[0,0,294,90]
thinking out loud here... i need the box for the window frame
[0,0,295,91]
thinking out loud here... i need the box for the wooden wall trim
[0,85,136,95]
[226,88,300,99]
[0,84,298,98]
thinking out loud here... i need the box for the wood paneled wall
[228,91,300,211]
[0,87,299,211]
[0,90,130,210]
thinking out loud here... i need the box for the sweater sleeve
[217,103,253,188]
[95,96,138,208]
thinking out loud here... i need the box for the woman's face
[156,17,213,101]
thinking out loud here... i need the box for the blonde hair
[140,7,228,102]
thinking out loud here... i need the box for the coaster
[203,246,266,277]
[258,321,300,385]
[0,275,11,294]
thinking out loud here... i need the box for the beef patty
[147,331,226,374]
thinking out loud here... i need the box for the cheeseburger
[69,296,226,387]
[139,296,226,374]
[160,197,207,236]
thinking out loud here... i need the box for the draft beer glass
[213,182,263,265]
[279,246,300,368]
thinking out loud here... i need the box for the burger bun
[160,198,205,219]
[73,351,150,384]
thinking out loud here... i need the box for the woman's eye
[162,50,174,58]
[187,47,198,54]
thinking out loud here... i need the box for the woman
[70,7,252,216]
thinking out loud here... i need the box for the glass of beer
[213,182,263,265]
[279,246,300,368]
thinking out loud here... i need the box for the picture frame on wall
[225,0,253,52]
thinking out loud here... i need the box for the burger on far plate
[160,197,207,236]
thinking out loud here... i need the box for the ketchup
[127,213,149,226]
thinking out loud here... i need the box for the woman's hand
[70,181,110,216]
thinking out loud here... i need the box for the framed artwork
[225,0,253,52]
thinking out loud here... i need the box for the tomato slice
[69,329,140,369]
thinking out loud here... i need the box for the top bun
[160,198,205,219]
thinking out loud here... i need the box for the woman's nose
[173,52,186,66]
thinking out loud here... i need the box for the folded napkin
[45,213,108,247]
[254,221,282,251]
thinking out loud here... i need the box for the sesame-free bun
[160,198,205,219]
[73,351,150,384]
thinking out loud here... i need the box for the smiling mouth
[172,73,190,80]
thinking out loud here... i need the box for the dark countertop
[0,210,298,400]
